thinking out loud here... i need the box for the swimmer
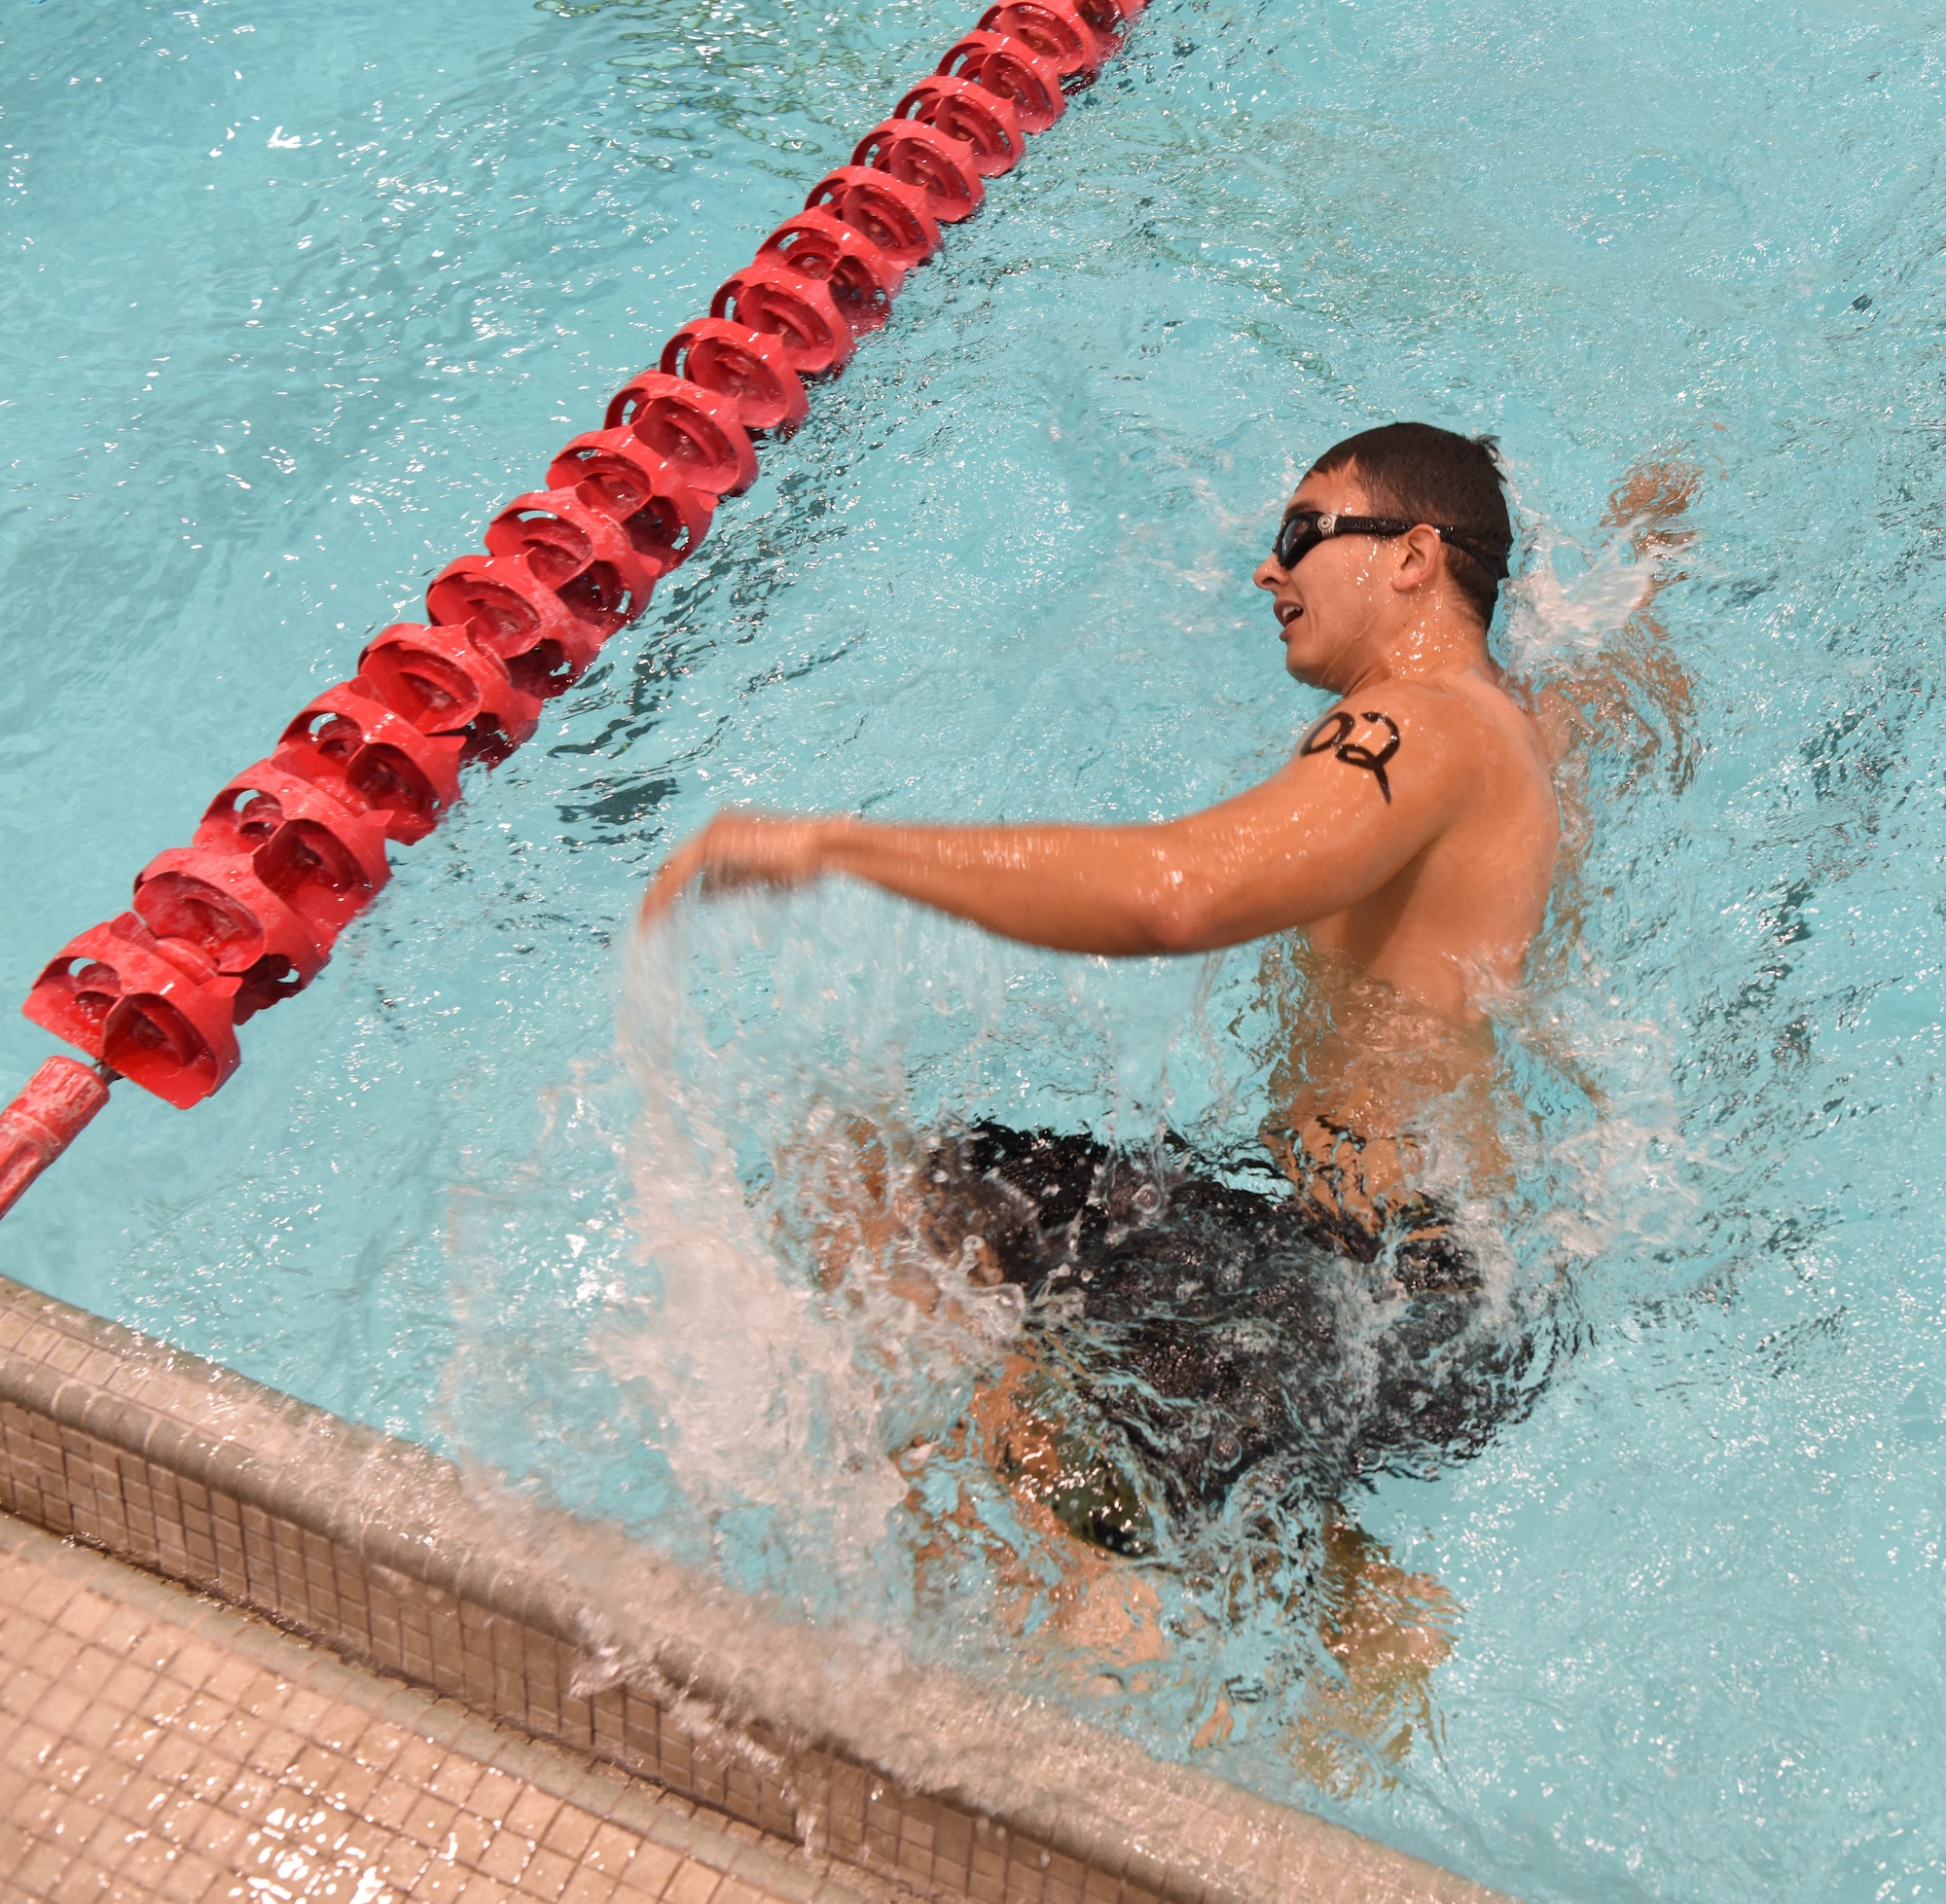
[640,421,1563,1765]
[641,421,1559,1236]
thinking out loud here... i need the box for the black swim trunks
[917,1122,1546,1555]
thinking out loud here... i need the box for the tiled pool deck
[0,1272,1516,1904]
[0,1511,902,1904]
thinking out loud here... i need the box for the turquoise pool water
[5,0,1945,1896]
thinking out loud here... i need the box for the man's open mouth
[1277,601,1302,627]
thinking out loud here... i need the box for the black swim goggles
[1271,508,1511,580]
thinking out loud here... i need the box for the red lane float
[132,846,329,1022]
[603,374,758,497]
[275,684,466,845]
[357,623,545,763]
[0,1058,112,1220]
[803,166,942,272]
[660,320,810,433]
[980,0,1113,74]
[25,916,241,1109]
[758,211,905,324]
[5,0,1145,1199]
[486,488,662,632]
[544,434,717,576]
[851,120,985,224]
[937,31,1065,133]
[710,261,856,377]
[426,554,603,697]
[894,77,1025,178]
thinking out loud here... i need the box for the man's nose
[1252,557,1283,591]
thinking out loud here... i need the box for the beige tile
[34,1632,90,1683]
[539,1806,598,1865]
[54,1591,116,1644]
[299,1872,372,1904]
[278,1686,335,1736]
[314,1756,382,1816]
[49,1856,115,1904]
[397,1792,461,1851]
[627,1829,689,1891]
[503,1785,562,1844]
[83,1808,144,1872]
[4,1716,60,1774]
[660,1859,724,1904]
[244,1725,306,1780]
[159,1847,220,1902]
[154,1794,215,1847]
[213,1768,275,1820]
[427,1752,486,1809]
[144,1731,207,1785]
[442,1806,495,1871]
[237,1671,294,1720]
[0,1519,924,1904]
[288,1796,354,1857]
[559,1866,620,1904]
[4,1665,55,1716]
[19,1841,77,1897]
[118,1831,179,1889]
[475,1826,537,1886]
[18,1789,70,1847]
[106,1713,166,1770]
[162,1639,225,1691]
[412,1859,476,1904]
[176,1691,233,1744]
[64,1648,128,1699]
[391,1735,448,1789]
[51,1794,112,1850]
[92,1606,154,1661]
[378,1834,436,1891]
[111,1771,172,1827]
[138,1678,195,1726]
[516,1846,578,1901]
[580,1821,641,1879]
[197,1657,262,1709]
[315,1702,373,1757]
[71,1697,134,1754]
[290,1742,347,1796]
[188,1808,251,1865]
[467,1767,523,1829]
[45,1738,99,1794]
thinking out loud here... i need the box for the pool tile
[0,1276,1523,1904]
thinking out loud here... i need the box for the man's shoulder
[1336,672,1537,763]
[1291,674,1542,814]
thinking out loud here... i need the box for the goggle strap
[1276,510,1510,581]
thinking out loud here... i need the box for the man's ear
[1390,522,1445,593]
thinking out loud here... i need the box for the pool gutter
[0,1270,1515,1904]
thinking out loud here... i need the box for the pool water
[5,0,1946,1897]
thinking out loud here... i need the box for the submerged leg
[1287,1516,1460,1796]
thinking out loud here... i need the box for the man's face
[1252,463,1391,689]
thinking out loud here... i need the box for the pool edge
[0,1272,1519,1904]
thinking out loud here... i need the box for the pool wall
[0,1268,1513,1904]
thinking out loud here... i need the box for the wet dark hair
[1308,421,1514,629]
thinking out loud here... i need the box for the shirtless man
[638,421,1561,1762]
[640,421,1559,1239]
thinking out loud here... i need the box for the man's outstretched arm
[639,700,1459,956]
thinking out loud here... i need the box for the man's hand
[638,810,833,928]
